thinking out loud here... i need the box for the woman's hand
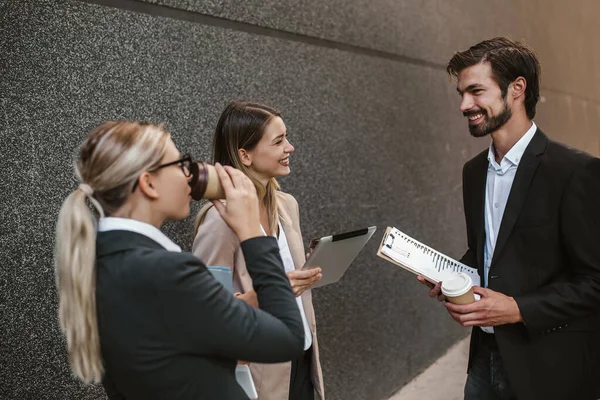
[235,289,258,365]
[235,290,258,308]
[235,289,258,367]
[287,268,322,297]
[211,164,263,241]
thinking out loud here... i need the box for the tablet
[206,266,233,293]
[303,226,377,288]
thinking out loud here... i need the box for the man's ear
[137,172,160,199]
[511,77,527,100]
[239,148,252,167]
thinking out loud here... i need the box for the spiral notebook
[376,227,480,286]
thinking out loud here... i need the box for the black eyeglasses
[131,153,193,192]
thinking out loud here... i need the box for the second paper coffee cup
[441,272,475,305]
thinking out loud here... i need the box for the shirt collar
[487,121,537,170]
[98,217,182,252]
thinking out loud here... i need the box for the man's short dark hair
[447,37,541,119]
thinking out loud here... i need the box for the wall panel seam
[78,0,445,70]
[78,0,600,106]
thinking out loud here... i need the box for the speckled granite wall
[1,1,598,399]
[137,0,600,156]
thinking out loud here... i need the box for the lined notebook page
[381,227,480,286]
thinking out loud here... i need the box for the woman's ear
[239,148,252,167]
[137,172,160,199]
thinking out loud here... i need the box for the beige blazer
[192,191,324,400]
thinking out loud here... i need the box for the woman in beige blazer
[193,101,325,400]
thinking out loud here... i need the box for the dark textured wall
[1,1,598,399]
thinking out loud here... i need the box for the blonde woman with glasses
[55,121,304,400]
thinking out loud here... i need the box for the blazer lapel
[470,155,488,276]
[490,129,547,268]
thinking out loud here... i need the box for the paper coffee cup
[202,163,225,199]
[441,272,475,305]
[190,162,225,200]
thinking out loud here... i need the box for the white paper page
[381,227,480,286]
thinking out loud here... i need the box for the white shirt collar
[487,121,537,169]
[98,217,182,252]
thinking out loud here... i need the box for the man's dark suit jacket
[95,231,304,400]
[460,128,600,400]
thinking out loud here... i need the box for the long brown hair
[195,101,282,234]
[55,121,169,383]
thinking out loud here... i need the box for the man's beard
[464,97,512,138]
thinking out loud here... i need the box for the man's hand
[417,275,446,302]
[287,268,322,297]
[445,286,523,327]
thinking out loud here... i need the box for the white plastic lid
[441,272,473,297]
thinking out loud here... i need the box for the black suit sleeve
[515,157,600,334]
[155,236,304,362]
[459,162,478,269]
